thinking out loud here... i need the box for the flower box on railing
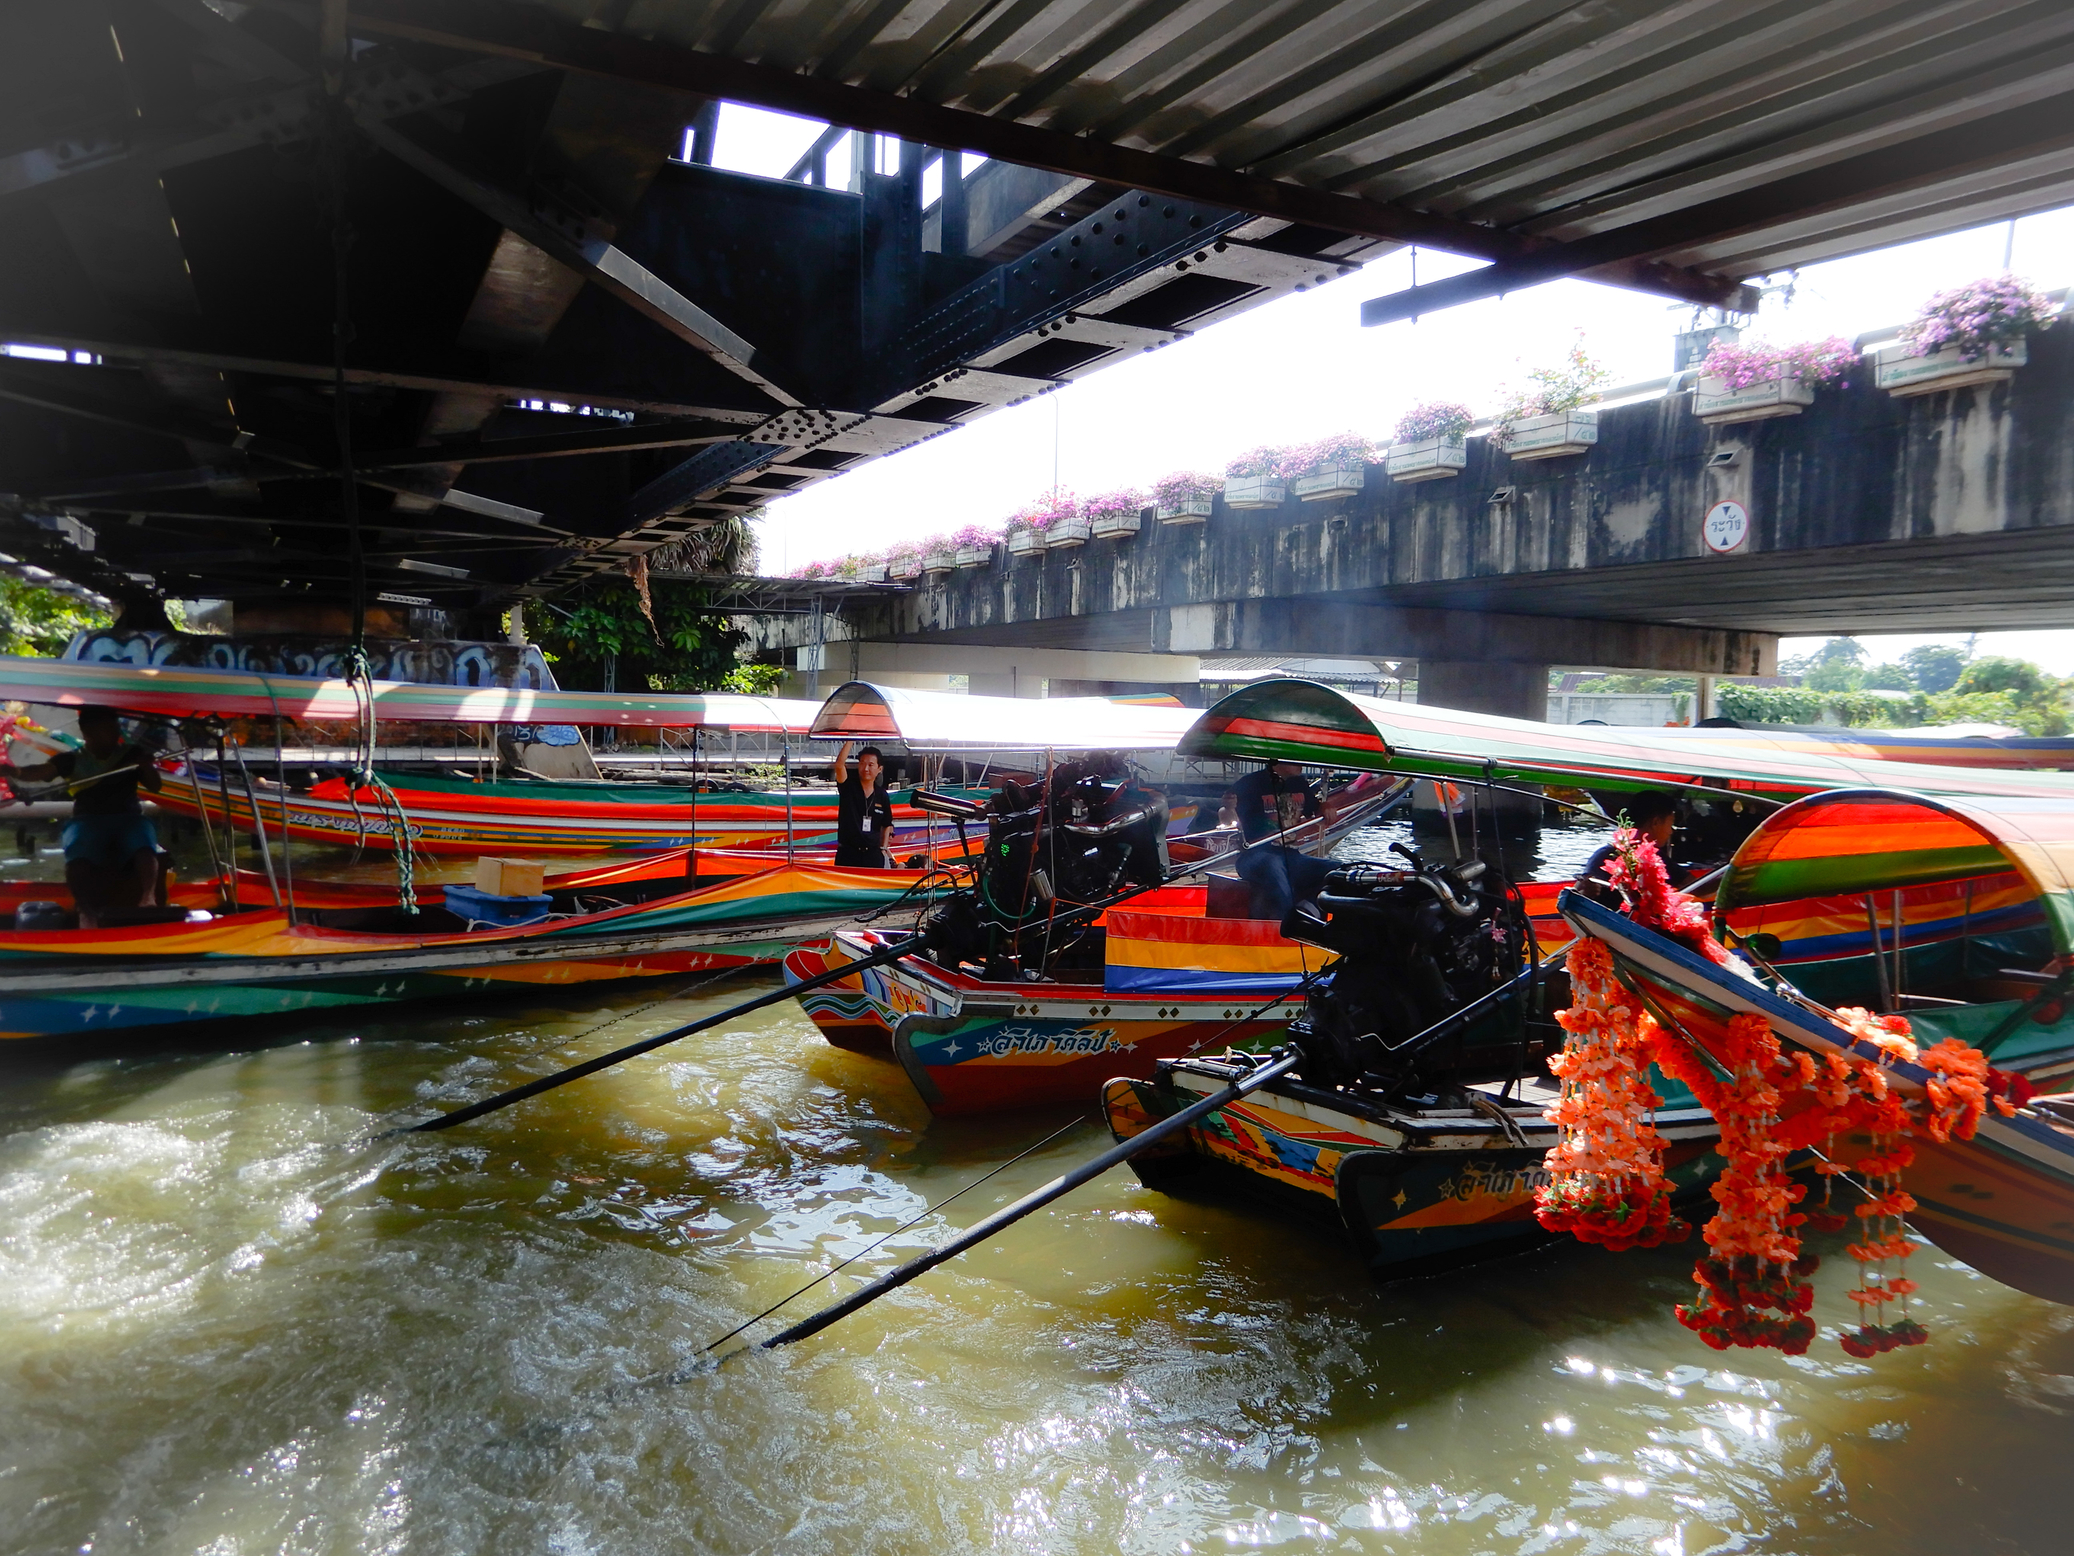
[1498,409,1597,460]
[1291,465,1365,501]
[1222,475,1287,509]
[1046,517,1092,547]
[1692,375,1815,425]
[922,549,956,573]
[1157,498,1214,525]
[1874,340,2026,398]
[1385,438,1466,483]
[1007,527,1046,557]
[954,545,990,568]
[1089,509,1142,539]
[887,556,922,580]
[858,562,890,582]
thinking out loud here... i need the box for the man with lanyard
[0,705,164,926]
[832,741,894,868]
[1223,757,1329,927]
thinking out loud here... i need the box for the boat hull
[1105,1057,1723,1280]
[0,862,921,1046]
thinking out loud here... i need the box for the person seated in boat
[0,705,164,927]
[1579,790,1690,904]
[832,741,894,868]
[1225,759,1329,927]
[1059,751,1172,887]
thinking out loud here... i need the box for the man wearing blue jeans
[1224,759,1330,927]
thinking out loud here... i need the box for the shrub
[1391,402,1474,445]
[1496,341,1610,432]
[790,559,830,579]
[1224,445,1289,479]
[1083,488,1147,521]
[1277,433,1376,477]
[1899,274,2058,362]
[1698,336,1858,389]
[1153,471,1222,508]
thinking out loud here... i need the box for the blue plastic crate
[443,882,554,928]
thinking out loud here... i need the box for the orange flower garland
[1534,937,1687,1251]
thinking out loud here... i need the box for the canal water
[3,820,2071,1553]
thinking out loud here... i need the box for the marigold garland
[1533,937,1687,1251]
[1544,833,2022,1359]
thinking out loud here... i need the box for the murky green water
[5,968,2072,1556]
[4,817,2073,1553]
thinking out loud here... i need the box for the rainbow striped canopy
[1719,790,2074,954]
[0,655,817,730]
[1179,680,2074,803]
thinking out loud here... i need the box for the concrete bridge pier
[1408,661,1549,840]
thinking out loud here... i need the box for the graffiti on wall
[63,633,559,690]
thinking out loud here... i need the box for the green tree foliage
[1955,655,2047,698]
[1569,674,1696,694]
[1900,643,1967,693]
[0,576,111,656]
[1861,662,1914,692]
[719,663,787,696]
[530,577,746,692]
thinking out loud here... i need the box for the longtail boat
[0,859,934,1046]
[1567,789,2074,1307]
[1091,681,2074,1283]
[1657,723,2074,772]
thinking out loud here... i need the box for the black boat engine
[918,761,1170,979]
[1281,843,1533,1091]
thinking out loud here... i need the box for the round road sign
[1703,500,1749,553]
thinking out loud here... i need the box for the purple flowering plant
[1014,489,1078,532]
[1083,487,1148,521]
[949,523,998,549]
[1899,274,2058,362]
[1154,471,1222,507]
[1699,336,1857,390]
[1278,433,1376,478]
[1224,445,1290,479]
[1391,402,1474,445]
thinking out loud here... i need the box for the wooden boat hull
[152,766,989,856]
[1569,892,2074,1306]
[1105,1055,1722,1281]
[784,930,1301,1115]
[0,863,923,1045]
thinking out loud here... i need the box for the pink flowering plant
[1391,402,1474,445]
[1083,488,1147,522]
[1154,471,1221,507]
[1278,433,1376,478]
[1900,274,2058,362]
[790,559,831,579]
[1494,341,1610,443]
[1014,490,1078,533]
[949,523,998,549]
[1225,445,1290,479]
[1699,336,1857,389]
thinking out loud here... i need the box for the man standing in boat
[1579,791,1691,903]
[1224,758,1329,927]
[0,704,164,926]
[832,741,894,868]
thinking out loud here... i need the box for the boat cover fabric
[810,681,1200,751]
[1719,790,2074,955]
[1180,679,2074,802]
[0,655,819,730]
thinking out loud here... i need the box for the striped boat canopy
[1719,789,2074,954]
[0,655,819,730]
[1179,679,2074,802]
[810,682,1200,752]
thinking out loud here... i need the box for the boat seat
[1207,874,1261,920]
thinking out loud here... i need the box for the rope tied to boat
[346,646,417,913]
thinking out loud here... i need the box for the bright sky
[710,105,2074,675]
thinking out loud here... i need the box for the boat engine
[919,761,1170,979]
[1281,843,1535,1092]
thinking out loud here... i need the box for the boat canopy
[1179,679,2074,802]
[0,655,819,731]
[1718,789,2074,954]
[810,682,1200,752]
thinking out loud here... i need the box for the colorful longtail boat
[1566,789,2074,1307]
[0,860,935,1046]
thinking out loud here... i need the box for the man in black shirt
[1579,790,1687,903]
[0,705,163,925]
[832,741,894,867]
[1223,759,1330,926]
